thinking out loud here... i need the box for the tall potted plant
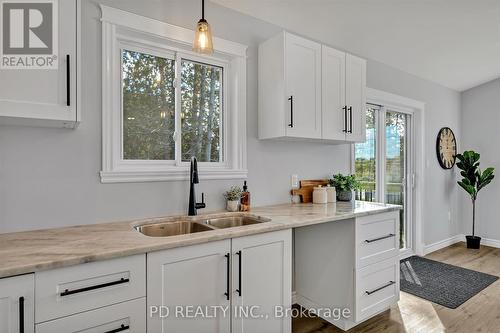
[456,151,495,249]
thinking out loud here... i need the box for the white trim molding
[423,234,464,255]
[100,5,248,183]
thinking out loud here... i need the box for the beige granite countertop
[0,201,400,278]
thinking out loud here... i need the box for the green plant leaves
[329,174,361,192]
[456,150,495,200]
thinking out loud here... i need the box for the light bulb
[193,19,213,54]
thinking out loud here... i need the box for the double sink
[135,214,271,237]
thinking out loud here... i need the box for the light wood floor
[292,243,500,333]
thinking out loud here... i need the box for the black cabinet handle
[365,281,395,295]
[66,54,70,107]
[365,233,396,243]
[224,253,230,300]
[60,277,129,297]
[105,324,130,333]
[236,251,242,296]
[348,106,353,133]
[288,96,293,128]
[342,105,348,132]
[19,296,24,333]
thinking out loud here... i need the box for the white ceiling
[212,0,500,91]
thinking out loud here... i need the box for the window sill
[100,168,248,183]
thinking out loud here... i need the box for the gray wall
[0,0,461,249]
[460,78,500,241]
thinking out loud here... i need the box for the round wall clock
[436,127,457,169]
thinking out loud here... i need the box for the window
[100,6,247,182]
[121,51,223,163]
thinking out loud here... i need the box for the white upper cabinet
[259,32,321,139]
[321,45,346,141]
[284,33,322,139]
[259,31,366,143]
[0,274,34,333]
[345,54,367,142]
[0,0,78,128]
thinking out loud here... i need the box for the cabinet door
[35,298,145,333]
[0,274,34,333]
[284,33,321,139]
[322,46,346,141]
[232,229,292,333]
[147,240,231,333]
[345,54,367,142]
[0,0,77,127]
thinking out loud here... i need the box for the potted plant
[223,186,243,212]
[329,174,360,202]
[456,151,495,249]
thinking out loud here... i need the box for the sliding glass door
[355,104,414,252]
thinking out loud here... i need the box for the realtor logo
[1,0,58,69]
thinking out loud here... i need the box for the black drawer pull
[236,251,242,296]
[365,233,395,243]
[105,324,130,333]
[19,296,24,333]
[60,278,130,297]
[365,281,395,295]
[224,253,230,300]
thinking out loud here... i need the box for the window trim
[100,5,248,183]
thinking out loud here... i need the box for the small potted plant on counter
[456,150,495,249]
[223,186,243,212]
[329,173,360,202]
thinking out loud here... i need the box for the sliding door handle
[236,251,242,296]
[288,96,294,128]
[224,253,230,300]
[66,54,70,107]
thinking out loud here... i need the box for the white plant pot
[226,200,240,212]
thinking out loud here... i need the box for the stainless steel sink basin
[201,215,271,229]
[135,214,271,237]
[135,221,214,237]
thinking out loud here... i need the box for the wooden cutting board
[290,179,329,203]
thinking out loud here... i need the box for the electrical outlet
[291,174,299,189]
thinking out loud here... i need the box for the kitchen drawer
[35,297,146,333]
[355,257,399,322]
[35,254,146,323]
[356,211,399,268]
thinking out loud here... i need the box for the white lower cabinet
[232,229,292,333]
[0,274,34,333]
[147,239,232,333]
[295,211,400,331]
[35,298,146,333]
[147,229,292,333]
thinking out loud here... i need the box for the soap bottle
[241,181,251,211]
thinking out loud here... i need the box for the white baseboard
[423,234,464,255]
[481,237,500,249]
[423,234,500,255]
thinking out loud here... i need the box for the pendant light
[193,0,214,54]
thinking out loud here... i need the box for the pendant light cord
[202,0,205,20]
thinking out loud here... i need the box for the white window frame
[100,5,248,183]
